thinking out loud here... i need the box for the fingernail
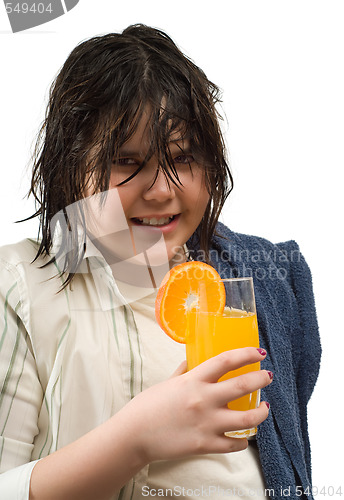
[257,348,267,356]
[267,371,274,380]
[265,401,270,410]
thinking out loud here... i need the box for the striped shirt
[0,238,265,499]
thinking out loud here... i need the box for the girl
[0,25,320,500]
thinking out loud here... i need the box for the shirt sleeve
[0,461,39,500]
[0,258,43,499]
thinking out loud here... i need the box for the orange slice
[155,261,226,343]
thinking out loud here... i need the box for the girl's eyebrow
[169,137,190,144]
[117,141,191,157]
[169,139,191,152]
[116,147,142,157]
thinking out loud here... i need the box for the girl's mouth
[130,214,180,232]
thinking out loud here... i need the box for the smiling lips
[131,214,178,227]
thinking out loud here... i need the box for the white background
[0,0,343,492]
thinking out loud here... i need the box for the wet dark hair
[29,24,233,285]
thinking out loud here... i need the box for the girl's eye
[115,158,138,166]
[173,154,195,164]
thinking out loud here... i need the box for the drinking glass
[186,277,261,438]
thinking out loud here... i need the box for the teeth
[139,216,174,226]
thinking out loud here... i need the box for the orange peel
[155,261,225,343]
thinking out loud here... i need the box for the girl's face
[86,110,210,266]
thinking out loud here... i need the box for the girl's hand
[120,347,272,463]
[29,347,271,500]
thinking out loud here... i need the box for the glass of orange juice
[186,277,261,438]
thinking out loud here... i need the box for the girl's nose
[142,167,176,202]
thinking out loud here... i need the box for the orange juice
[186,308,260,412]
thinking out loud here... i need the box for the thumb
[170,360,187,378]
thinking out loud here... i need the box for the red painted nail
[257,348,267,356]
[265,401,270,410]
[267,371,274,380]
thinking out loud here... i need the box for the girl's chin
[167,246,187,266]
[136,243,186,268]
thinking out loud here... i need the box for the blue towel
[188,223,321,500]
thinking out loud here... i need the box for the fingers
[216,401,270,435]
[213,368,273,406]
[191,347,266,383]
[209,401,270,453]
